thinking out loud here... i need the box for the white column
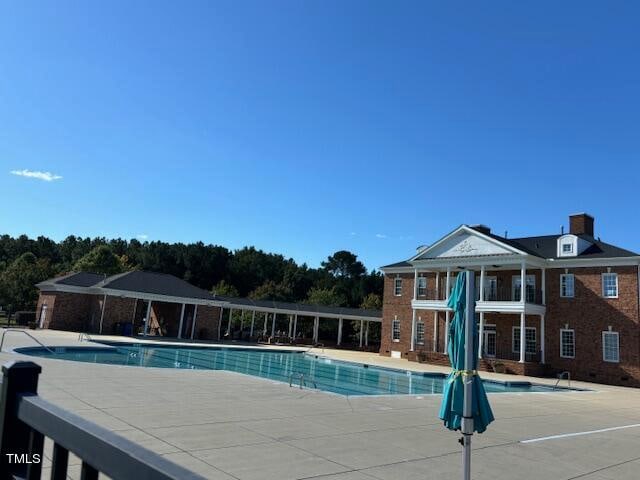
[217,307,224,340]
[359,319,364,347]
[262,312,268,335]
[541,267,546,305]
[445,268,451,299]
[435,271,440,299]
[191,305,198,339]
[365,321,369,346]
[410,309,417,351]
[250,310,256,337]
[337,318,343,345]
[413,268,418,300]
[240,310,244,333]
[433,311,438,352]
[519,311,526,363]
[292,314,298,339]
[288,314,293,338]
[478,312,484,359]
[444,311,450,353]
[271,312,276,337]
[143,300,152,336]
[479,265,486,301]
[227,308,233,336]
[99,294,107,334]
[520,261,526,304]
[313,316,319,343]
[178,303,186,339]
[444,268,451,352]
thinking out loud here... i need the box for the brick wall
[36,292,99,332]
[380,273,414,358]
[100,296,137,334]
[381,264,640,387]
[545,266,640,387]
[194,306,222,340]
[37,292,223,342]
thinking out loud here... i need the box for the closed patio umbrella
[439,271,494,479]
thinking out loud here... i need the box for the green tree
[321,250,366,278]
[306,286,347,306]
[249,280,292,301]
[73,245,127,275]
[0,253,52,310]
[212,280,239,297]
[360,293,382,310]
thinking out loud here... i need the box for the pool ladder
[288,373,317,390]
[78,332,92,342]
[553,371,571,389]
[0,328,55,354]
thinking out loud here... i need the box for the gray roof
[37,270,381,319]
[216,296,381,319]
[97,271,218,301]
[486,232,638,260]
[382,227,639,268]
[55,272,107,287]
[380,260,412,269]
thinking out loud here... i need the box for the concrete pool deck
[2,329,640,479]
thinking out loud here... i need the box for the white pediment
[415,229,518,260]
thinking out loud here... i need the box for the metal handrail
[0,361,205,479]
[554,371,571,389]
[78,332,92,342]
[288,372,317,390]
[0,329,55,354]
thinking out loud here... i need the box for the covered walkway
[35,271,382,348]
[216,297,381,348]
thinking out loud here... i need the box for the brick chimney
[569,213,594,237]
[471,224,491,235]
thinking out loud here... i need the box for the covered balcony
[408,260,548,365]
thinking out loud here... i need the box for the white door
[483,326,496,357]
[38,305,47,329]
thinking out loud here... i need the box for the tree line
[0,234,383,313]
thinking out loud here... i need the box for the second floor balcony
[416,286,544,305]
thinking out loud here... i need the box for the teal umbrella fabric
[438,272,495,433]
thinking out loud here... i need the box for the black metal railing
[481,349,542,363]
[416,286,544,305]
[0,361,206,480]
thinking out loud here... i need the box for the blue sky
[1,1,639,270]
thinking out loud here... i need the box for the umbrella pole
[462,271,475,480]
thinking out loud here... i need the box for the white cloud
[375,233,387,239]
[349,232,357,236]
[10,169,62,182]
[136,234,149,240]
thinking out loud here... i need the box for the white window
[512,327,537,355]
[417,276,427,296]
[394,277,402,296]
[560,329,575,358]
[416,320,425,345]
[562,243,573,254]
[602,331,619,363]
[512,275,536,303]
[392,319,400,341]
[560,274,574,298]
[602,273,618,298]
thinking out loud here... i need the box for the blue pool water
[17,343,576,396]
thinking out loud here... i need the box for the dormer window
[557,233,593,257]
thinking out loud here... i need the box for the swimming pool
[17,342,578,396]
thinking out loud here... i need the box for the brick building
[380,213,640,387]
[35,270,381,346]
